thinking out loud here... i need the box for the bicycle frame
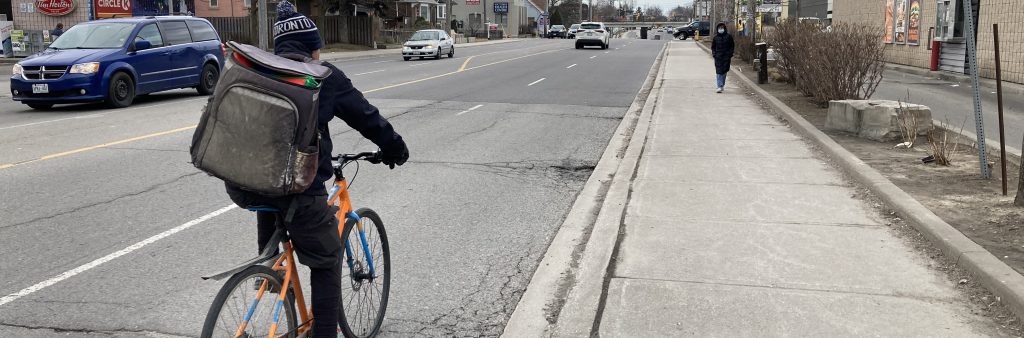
[233,173,377,338]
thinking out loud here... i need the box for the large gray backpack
[190,41,332,196]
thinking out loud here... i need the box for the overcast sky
[621,0,693,13]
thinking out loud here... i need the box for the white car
[402,30,455,61]
[575,22,609,50]
[568,23,581,39]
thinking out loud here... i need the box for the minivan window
[159,21,192,45]
[186,21,218,42]
[135,24,164,48]
[50,23,134,49]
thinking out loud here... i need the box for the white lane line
[353,69,386,76]
[589,56,597,59]
[372,60,393,64]
[604,51,610,54]
[0,204,238,307]
[615,48,620,50]
[455,104,485,116]
[409,62,431,67]
[527,78,546,86]
[0,113,106,130]
[566,64,577,69]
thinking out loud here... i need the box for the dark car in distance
[547,25,567,39]
[674,21,711,40]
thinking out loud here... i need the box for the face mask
[718,28,726,34]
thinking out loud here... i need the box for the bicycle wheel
[338,207,390,338]
[201,265,298,338]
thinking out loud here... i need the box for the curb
[702,42,1024,323]
[501,43,667,338]
[322,39,523,62]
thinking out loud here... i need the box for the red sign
[36,0,75,16]
[94,0,132,18]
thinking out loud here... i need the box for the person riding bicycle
[224,2,409,337]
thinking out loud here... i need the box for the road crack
[0,171,204,232]
[0,323,190,337]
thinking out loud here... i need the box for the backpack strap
[283,197,299,225]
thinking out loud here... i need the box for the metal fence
[206,16,376,48]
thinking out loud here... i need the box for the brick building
[833,0,1024,85]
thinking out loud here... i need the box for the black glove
[381,139,409,169]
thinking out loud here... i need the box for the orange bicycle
[200,151,390,338]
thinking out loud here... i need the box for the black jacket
[711,32,735,74]
[304,63,403,195]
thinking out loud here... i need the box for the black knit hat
[273,1,323,54]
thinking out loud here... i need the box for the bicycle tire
[338,207,390,338]
[201,265,298,338]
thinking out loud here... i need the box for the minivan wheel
[107,72,135,108]
[27,103,53,110]
[197,63,219,95]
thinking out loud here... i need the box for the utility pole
[257,0,267,50]
[747,0,756,41]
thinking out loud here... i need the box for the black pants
[226,184,341,338]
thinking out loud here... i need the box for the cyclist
[224,1,409,336]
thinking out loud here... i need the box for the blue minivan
[10,16,224,109]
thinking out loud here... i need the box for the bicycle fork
[344,211,376,281]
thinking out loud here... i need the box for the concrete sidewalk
[592,42,998,336]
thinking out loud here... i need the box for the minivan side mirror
[441,37,447,41]
[133,40,153,52]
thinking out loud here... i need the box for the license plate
[32,84,49,94]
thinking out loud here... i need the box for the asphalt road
[0,37,665,337]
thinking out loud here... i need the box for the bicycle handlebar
[332,151,383,164]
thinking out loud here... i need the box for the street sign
[493,2,508,13]
[36,0,75,16]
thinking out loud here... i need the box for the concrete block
[599,278,989,337]
[616,217,955,300]
[825,100,933,142]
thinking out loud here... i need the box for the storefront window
[935,0,970,41]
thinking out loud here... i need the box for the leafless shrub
[735,36,755,63]
[894,91,919,149]
[766,21,886,106]
[928,117,969,166]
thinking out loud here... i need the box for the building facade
[833,0,1024,84]
[450,0,525,37]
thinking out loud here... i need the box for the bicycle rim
[339,208,390,338]
[201,265,297,338]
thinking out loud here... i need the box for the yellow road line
[1,48,561,170]
[1,125,197,169]
[459,56,476,72]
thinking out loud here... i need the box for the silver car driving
[402,30,455,61]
